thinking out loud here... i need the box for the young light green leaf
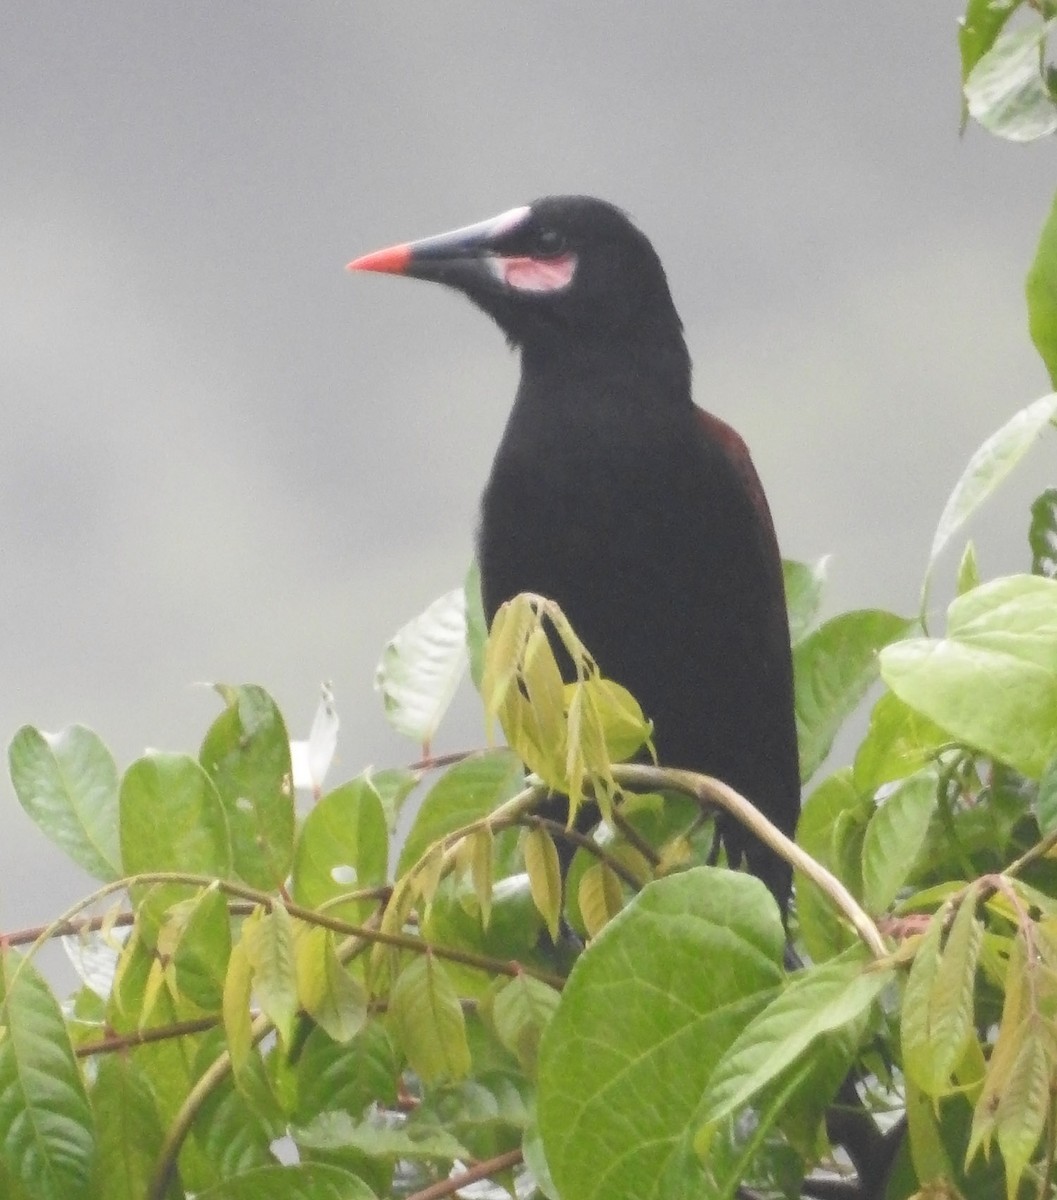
[1029,487,1057,577]
[120,751,233,878]
[793,609,914,782]
[172,884,232,1011]
[696,950,892,1144]
[523,827,562,941]
[222,932,254,1078]
[388,954,470,1084]
[294,925,367,1044]
[0,950,95,1200]
[200,683,294,890]
[577,861,624,938]
[8,723,121,880]
[783,556,829,645]
[538,869,784,1200]
[965,19,1057,142]
[924,394,1057,607]
[861,772,939,913]
[956,540,980,595]
[242,905,298,1049]
[994,1016,1050,1200]
[882,574,1057,779]
[902,896,983,1096]
[486,974,562,1076]
[1028,195,1057,387]
[376,587,468,746]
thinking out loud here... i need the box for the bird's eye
[531,228,567,258]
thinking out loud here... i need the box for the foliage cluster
[5,5,1057,1199]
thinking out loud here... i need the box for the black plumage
[349,196,799,909]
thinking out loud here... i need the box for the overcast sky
[2,5,1054,941]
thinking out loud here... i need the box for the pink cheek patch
[499,253,578,293]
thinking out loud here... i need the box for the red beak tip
[346,244,412,275]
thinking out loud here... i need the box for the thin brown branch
[404,1148,524,1200]
[76,1017,220,1058]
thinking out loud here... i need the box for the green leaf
[195,1162,377,1200]
[223,935,254,1078]
[794,609,914,782]
[965,19,1057,142]
[91,1055,168,1200]
[295,1108,469,1164]
[288,1023,398,1127]
[861,771,939,913]
[523,827,562,942]
[388,955,471,1084]
[1037,754,1057,834]
[192,1031,281,1179]
[902,897,983,1096]
[956,540,981,595]
[794,769,870,962]
[994,1015,1050,1199]
[376,588,468,746]
[120,751,233,878]
[783,556,828,645]
[1029,487,1057,577]
[242,905,298,1048]
[853,690,952,793]
[292,775,389,923]
[8,724,120,880]
[485,973,561,1076]
[881,574,1057,779]
[959,0,1022,83]
[924,394,1057,606]
[397,750,523,877]
[294,925,368,1044]
[537,868,784,1200]
[577,861,624,937]
[0,950,96,1200]
[200,684,294,890]
[409,1071,532,1163]
[1029,193,1057,387]
[695,950,891,1147]
[465,559,489,690]
[171,885,232,1011]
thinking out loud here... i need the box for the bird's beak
[346,206,532,288]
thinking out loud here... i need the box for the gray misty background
[2,6,1054,948]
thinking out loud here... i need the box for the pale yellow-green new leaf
[523,827,562,942]
[578,862,623,938]
[222,933,254,1078]
[388,954,470,1084]
[294,924,367,1044]
[242,904,298,1049]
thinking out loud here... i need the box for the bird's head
[347,196,683,351]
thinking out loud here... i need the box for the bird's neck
[517,328,692,421]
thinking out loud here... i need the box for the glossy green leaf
[8,724,120,880]
[882,574,1057,779]
[861,772,939,913]
[397,750,523,876]
[200,684,294,890]
[195,1162,377,1200]
[1029,487,1057,577]
[171,885,232,1011]
[120,752,233,878]
[288,1023,398,1127]
[965,19,1057,141]
[924,394,1057,605]
[783,556,828,645]
[794,609,914,782]
[537,869,783,1200]
[376,587,468,746]
[292,775,389,922]
[0,950,95,1200]
[696,950,891,1147]
[959,0,1022,83]
[388,955,470,1084]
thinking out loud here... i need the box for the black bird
[349,197,799,910]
